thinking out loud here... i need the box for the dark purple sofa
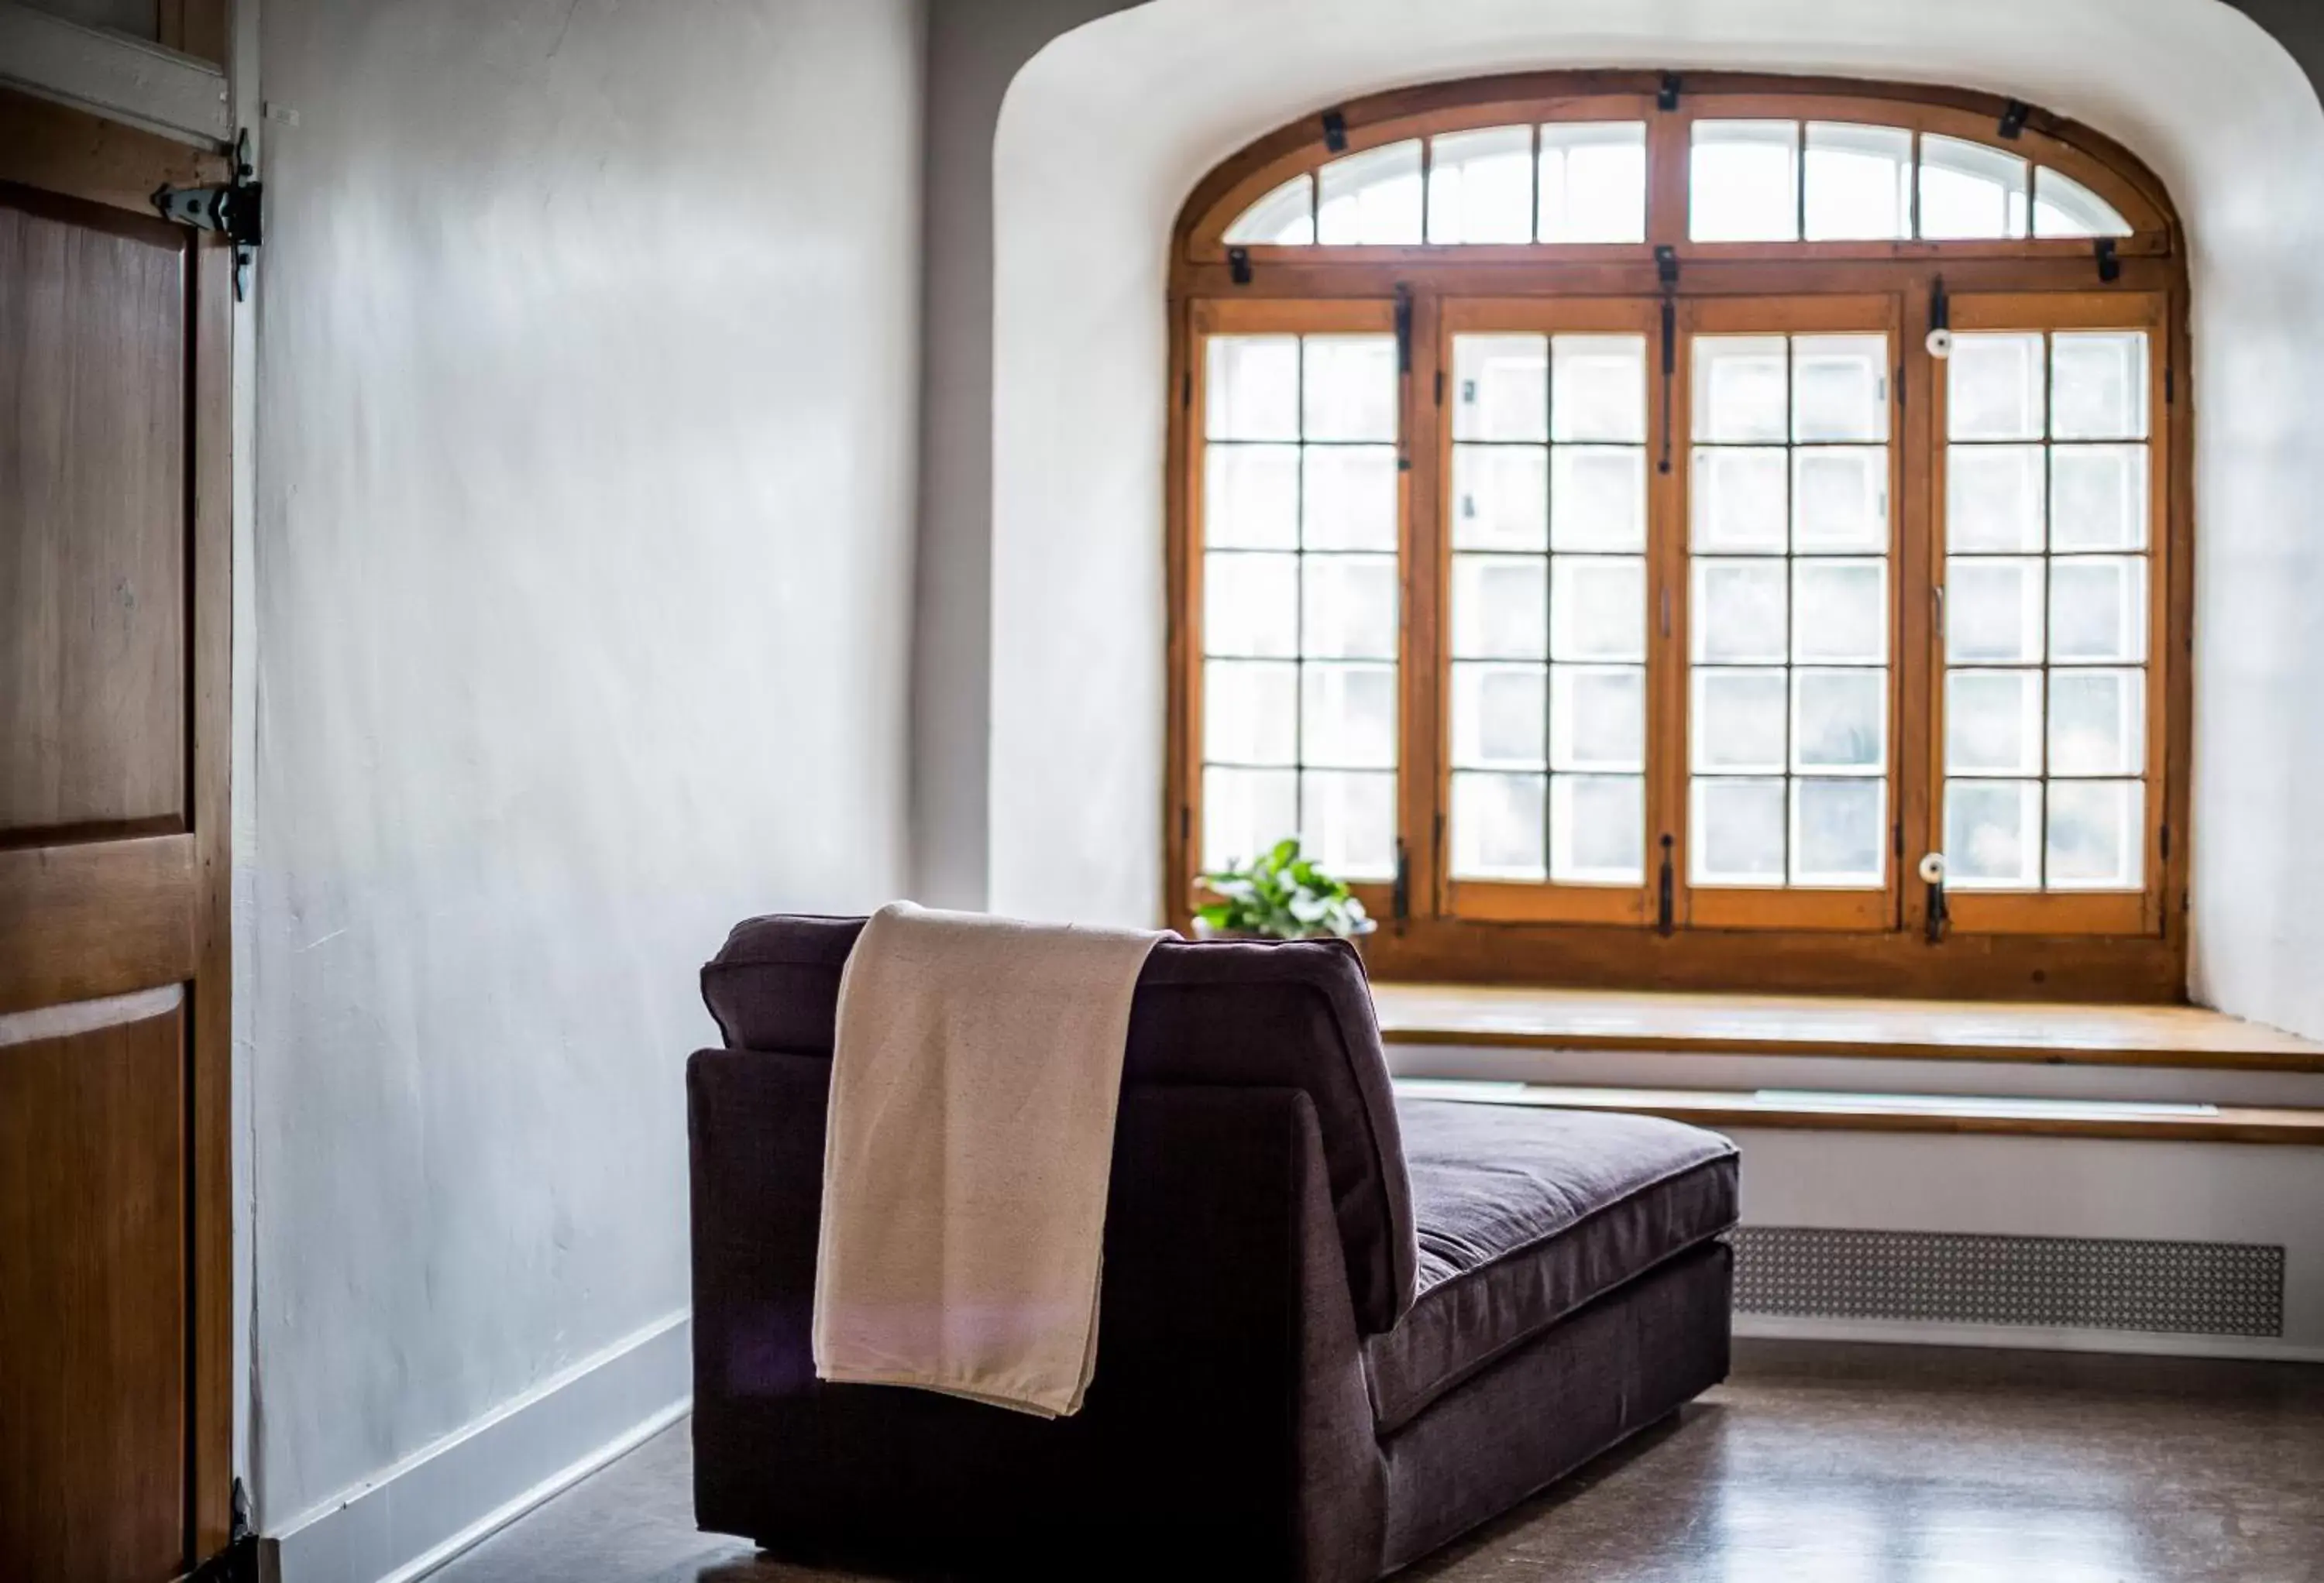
[688,916,1738,1581]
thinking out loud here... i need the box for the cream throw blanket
[812,901,1167,1418]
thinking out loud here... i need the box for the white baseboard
[266,1311,693,1583]
[1734,1310,2324,1365]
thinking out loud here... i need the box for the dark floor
[429,1341,2324,1583]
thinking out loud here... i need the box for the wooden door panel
[0,1002,189,1582]
[0,187,190,840]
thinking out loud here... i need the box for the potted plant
[1194,838,1377,962]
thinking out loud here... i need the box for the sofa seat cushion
[1364,1097,1738,1435]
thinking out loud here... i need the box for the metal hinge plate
[154,129,262,300]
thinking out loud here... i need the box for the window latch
[1920,851,1950,943]
[2095,238,2121,283]
[1656,835,1676,936]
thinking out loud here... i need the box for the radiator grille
[1731,1227,2284,1337]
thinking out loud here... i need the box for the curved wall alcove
[985,0,2324,1039]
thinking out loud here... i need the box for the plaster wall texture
[248,0,925,1526]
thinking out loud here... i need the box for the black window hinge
[1181,368,1192,408]
[1433,368,1444,406]
[2095,238,2121,283]
[154,129,261,302]
[2166,366,2177,404]
[2160,823,2171,860]
[1392,840,1411,922]
[1998,98,2031,139]
[1656,835,1676,936]
[1322,108,1349,153]
[1655,244,1679,291]
[1659,73,1682,112]
[1394,283,1413,373]
[1227,246,1253,287]
[1181,805,1191,843]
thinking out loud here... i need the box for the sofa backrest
[700,914,1418,1335]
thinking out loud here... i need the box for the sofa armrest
[686,1048,1384,1581]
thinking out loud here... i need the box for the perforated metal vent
[1731,1227,2284,1337]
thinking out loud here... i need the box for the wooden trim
[0,836,198,1013]
[0,88,226,216]
[1373,982,2324,1072]
[1395,1081,2324,1146]
[187,234,233,1561]
[156,0,231,67]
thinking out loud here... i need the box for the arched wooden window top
[1165,74,2190,1001]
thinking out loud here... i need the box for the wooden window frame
[1167,72,2192,1003]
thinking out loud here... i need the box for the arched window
[1166,73,2188,998]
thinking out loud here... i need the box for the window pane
[1693,668,1788,774]
[1693,447,1789,553]
[1793,447,1889,551]
[2033,166,2133,239]
[1298,445,1397,551]
[2048,555,2147,664]
[1315,139,1423,245]
[1948,333,2045,441]
[1945,779,2041,888]
[1919,134,2029,239]
[2051,331,2149,441]
[1803,122,1912,240]
[1948,445,2046,552]
[1452,445,1549,550]
[1551,447,1645,551]
[1793,668,1886,773]
[1539,122,1646,242]
[1945,668,2043,777]
[1203,767,1298,871]
[1301,662,1397,767]
[1204,443,1299,548]
[1301,335,1397,441]
[1205,551,1299,657]
[1793,334,1889,442]
[1793,558,1886,664]
[1452,662,1546,769]
[1452,771,1545,878]
[1946,557,2044,664]
[1691,120,1800,242]
[2046,780,2142,889]
[1301,555,1397,659]
[1206,335,1301,441]
[1551,555,1645,661]
[1204,660,1298,765]
[1793,778,1885,886]
[1552,335,1648,442]
[1692,778,1787,884]
[1694,335,1789,442]
[1222,172,1315,246]
[2049,445,2148,551]
[1551,664,1645,771]
[1452,334,1547,441]
[1301,770,1397,878]
[1428,125,1534,244]
[1452,554,1547,659]
[1693,558,1788,664]
[1552,774,1645,882]
[2050,668,2144,777]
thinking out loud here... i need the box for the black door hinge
[154,129,262,303]
[1392,840,1411,923]
[1227,246,1253,286]
[1657,291,1677,476]
[2095,238,2121,283]
[1659,73,1682,112]
[1322,108,1349,153]
[187,1479,259,1583]
[1998,98,2031,139]
[1394,283,1413,373]
[1656,835,1675,936]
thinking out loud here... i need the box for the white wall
[249,0,924,1533]
[981,0,2324,1046]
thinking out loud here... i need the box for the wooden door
[0,88,234,1579]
